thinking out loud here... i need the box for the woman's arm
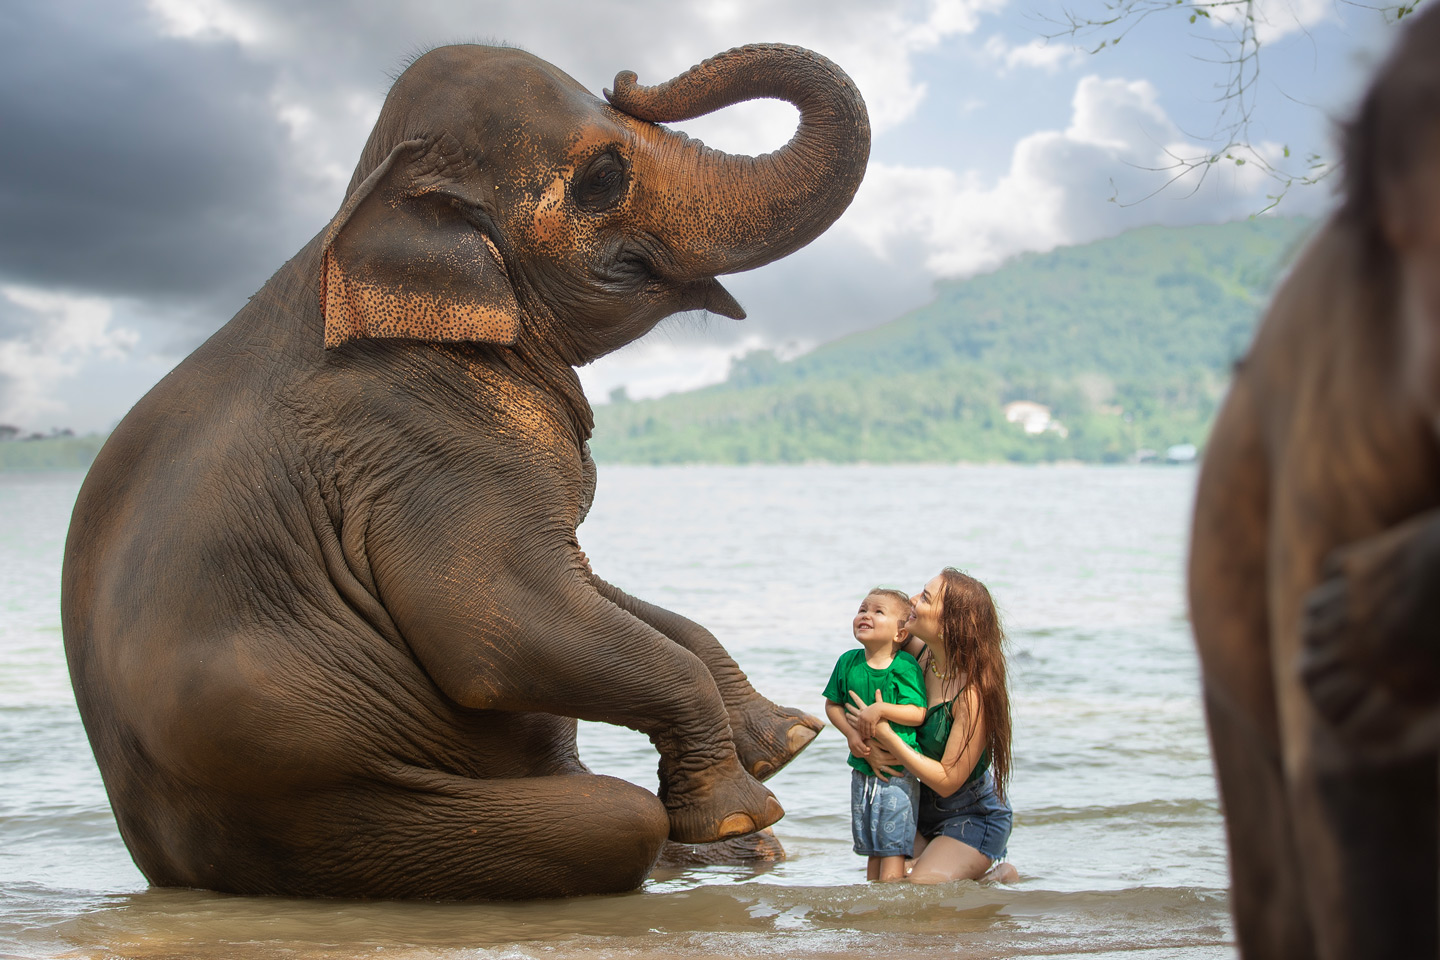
[869,687,988,797]
[865,741,907,779]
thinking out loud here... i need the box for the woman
[847,568,1016,884]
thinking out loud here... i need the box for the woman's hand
[866,741,906,781]
[846,689,888,740]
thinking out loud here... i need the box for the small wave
[1020,798,1220,826]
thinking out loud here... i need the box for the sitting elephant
[61,42,868,900]
[1189,8,1440,957]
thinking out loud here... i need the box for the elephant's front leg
[377,540,781,844]
[591,575,822,780]
[1301,508,1440,753]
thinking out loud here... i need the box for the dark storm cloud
[0,0,312,314]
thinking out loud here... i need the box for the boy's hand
[845,689,887,739]
[845,732,872,759]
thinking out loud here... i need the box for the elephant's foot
[659,756,784,844]
[654,827,786,870]
[729,697,823,781]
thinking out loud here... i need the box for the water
[0,465,1233,958]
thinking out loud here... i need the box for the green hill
[590,217,1314,464]
[0,433,107,471]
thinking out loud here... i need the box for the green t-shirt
[823,648,926,776]
[916,699,991,786]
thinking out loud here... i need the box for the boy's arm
[848,656,927,735]
[826,699,871,758]
[880,701,927,726]
[846,694,925,736]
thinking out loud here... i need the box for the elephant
[61,41,869,900]
[1189,8,1440,957]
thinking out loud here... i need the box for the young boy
[823,587,928,882]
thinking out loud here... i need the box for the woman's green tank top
[916,699,990,785]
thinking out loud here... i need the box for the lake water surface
[0,464,1232,959]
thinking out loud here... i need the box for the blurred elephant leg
[1298,756,1438,960]
[294,771,670,900]
[592,576,822,780]
[1284,509,1440,959]
[1191,374,1315,958]
[1274,478,1439,956]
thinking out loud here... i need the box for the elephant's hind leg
[288,771,669,900]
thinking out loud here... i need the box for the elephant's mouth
[591,235,747,321]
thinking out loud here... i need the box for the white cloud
[146,0,265,45]
[840,73,1290,279]
[984,35,1085,72]
[1211,0,1337,43]
[155,0,1012,184]
[0,287,138,428]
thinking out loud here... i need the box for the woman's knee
[908,835,992,883]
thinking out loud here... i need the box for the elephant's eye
[575,151,628,211]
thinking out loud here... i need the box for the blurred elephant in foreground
[1190,8,1440,957]
[61,42,868,900]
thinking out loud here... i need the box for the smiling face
[908,574,947,645]
[852,592,910,654]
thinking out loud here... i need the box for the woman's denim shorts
[917,770,1012,862]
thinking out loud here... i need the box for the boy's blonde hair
[866,587,914,625]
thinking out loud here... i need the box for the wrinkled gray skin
[61,42,868,900]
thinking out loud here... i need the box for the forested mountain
[591,217,1314,464]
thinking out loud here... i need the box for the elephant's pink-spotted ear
[319,137,521,349]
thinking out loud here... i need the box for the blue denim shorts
[917,770,1012,862]
[851,769,919,857]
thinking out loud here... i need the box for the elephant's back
[62,285,417,816]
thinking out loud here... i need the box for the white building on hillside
[1004,401,1069,439]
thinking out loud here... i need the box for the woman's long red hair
[935,568,1012,799]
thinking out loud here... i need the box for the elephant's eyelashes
[574,151,628,211]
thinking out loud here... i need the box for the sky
[0,0,1404,432]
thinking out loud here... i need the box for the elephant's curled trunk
[607,43,871,277]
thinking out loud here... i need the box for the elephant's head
[319,43,870,366]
